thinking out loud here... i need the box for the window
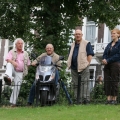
[89,69,94,91]
[90,69,94,79]
[86,21,96,44]
[8,40,13,51]
[108,30,112,42]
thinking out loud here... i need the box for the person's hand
[102,59,107,65]
[12,61,18,68]
[31,62,36,66]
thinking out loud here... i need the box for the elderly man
[67,29,94,104]
[27,43,61,105]
[4,38,30,107]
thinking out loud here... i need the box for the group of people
[3,28,120,107]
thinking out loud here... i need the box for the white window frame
[85,21,96,45]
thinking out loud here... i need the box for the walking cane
[61,80,73,104]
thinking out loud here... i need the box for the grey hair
[13,38,25,51]
[96,75,103,80]
[46,44,54,49]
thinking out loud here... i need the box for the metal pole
[36,80,39,106]
[77,72,81,104]
[0,79,2,103]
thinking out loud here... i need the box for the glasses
[75,34,82,36]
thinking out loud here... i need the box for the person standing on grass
[4,38,30,107]
[67,28,94,104]
[102,28,120,105]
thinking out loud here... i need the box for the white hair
[13,38,25,51]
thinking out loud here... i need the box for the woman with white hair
[3,38,30,107]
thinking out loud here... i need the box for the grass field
[0,104,120,120]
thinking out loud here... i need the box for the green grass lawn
[0,104,120,120]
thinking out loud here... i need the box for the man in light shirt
[4,38,30,107]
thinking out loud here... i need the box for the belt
[15,71,23,72]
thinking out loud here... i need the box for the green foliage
[1,86,12,105]
[87,0,120,29]
[117,85,120,103]
[0,0,119,50]
[90,83,106,103]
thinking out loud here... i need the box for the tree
[0,0,120,55]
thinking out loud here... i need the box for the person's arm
[102,44,109,65]
[56,60,62,70]
[54,54,62,70]
[105,45,120,63]
[31,55,41,66]
[7,59,17,67]
[6,50,17,68]
[27,55,31,67]
[87,55,93,64]
[102,59,107,65]
[31,61,37,66]
[86,42,94,64]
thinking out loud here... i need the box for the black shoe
[27,102,32,106]
[83,99,90,105]
[4,76,11,85]
[10,104,17,107]
[105,100,111,105]
[111,100,117,105]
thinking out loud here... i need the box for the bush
[90,84,106,103]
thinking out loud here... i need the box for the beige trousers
[71,66,90,102]
[5,63,23,104]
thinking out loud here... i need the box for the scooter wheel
[40,90,48,106]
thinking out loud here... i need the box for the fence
[0,78,120,106]
[0,79,30,106]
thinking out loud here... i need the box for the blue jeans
[28,69,60,104]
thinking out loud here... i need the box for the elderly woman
[102,29,120,105]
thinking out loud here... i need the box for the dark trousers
[104,62,120,96]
